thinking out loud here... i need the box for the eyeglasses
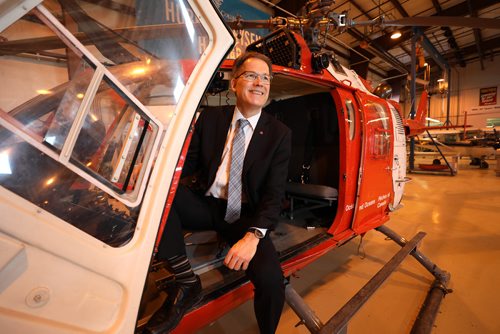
[236,71,273,85]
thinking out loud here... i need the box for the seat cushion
[286,182,338,200]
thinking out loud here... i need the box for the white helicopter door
[0,1,233,333]
[388,103,407,210]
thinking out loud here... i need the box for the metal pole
[376,225,451,334]
[376,225,450,284]
[319,232,427,334]
[410,32,417,119]
[285,284,324,333]
[409,32,418,171]
[409,137,415,171]
[411,279,450,334]
[445,67,452,126]
[424,130,455,176]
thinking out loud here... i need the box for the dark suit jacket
[182,105,292,231]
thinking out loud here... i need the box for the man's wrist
[243,232,261,245]
[247,227,266,239]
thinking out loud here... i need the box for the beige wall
[0,14,69,112]
[0,57,68,112]
[429,57,500,128]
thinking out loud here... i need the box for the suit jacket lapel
[208,106,233,184]
[215,106,233,156]
[243,112,270,174]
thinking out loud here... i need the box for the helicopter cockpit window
[46,0,210,114]
[42,57,96,152]
[70,77,157,193]
[345,100,355,140]
[365,102,391,157]
[0,0,211,247]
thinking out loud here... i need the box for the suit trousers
[158,184,285,334]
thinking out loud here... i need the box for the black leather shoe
[144,276,202,334]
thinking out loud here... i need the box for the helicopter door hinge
[388,203,404,212]
[396,177,412,183]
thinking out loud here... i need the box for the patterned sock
[167,255,198,285]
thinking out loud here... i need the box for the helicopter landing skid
[284,225,451,334]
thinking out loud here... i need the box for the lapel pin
[259,131,264,135]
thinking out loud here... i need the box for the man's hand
[224,232,260,271]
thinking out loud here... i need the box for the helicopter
[1,1,499,333]
[417,127,499,169]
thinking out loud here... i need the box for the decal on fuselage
[358,192,391,211]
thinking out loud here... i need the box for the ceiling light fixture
[390,30,402,39]
[437,78,445,82]
[425,117,441,123]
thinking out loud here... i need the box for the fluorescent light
[426,117,441,123]
[173,75,185,103]
[0,152,12,175]
[391,31,402,39]
[437,78,445,82]
[46,177,55,186]
[45,136,56,145]
[179,0,195,43]
[131,67,146,75]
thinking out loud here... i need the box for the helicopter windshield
[0,0,210,247]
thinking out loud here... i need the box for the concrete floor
[198,162,500,334]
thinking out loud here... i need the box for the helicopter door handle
[396,177,412,183]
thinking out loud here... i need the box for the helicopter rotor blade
[384,16,500,30]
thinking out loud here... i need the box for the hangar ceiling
[263,0,499,81]
[0,0,498,86]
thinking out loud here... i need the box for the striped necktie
[224,118,250,223]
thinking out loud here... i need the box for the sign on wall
[479,87,497,106]
[469,86,500,116]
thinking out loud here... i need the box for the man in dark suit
[145,52,291,334]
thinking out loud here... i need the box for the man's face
[231,58,270,114]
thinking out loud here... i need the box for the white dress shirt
[207,107,260,199]
[206,107,267,236]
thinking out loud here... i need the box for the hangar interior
[0,0,499,333]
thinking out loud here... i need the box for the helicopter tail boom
[405,90,428,137]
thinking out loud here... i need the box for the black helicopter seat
[285,182,338,220]
[286,183,338,200]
